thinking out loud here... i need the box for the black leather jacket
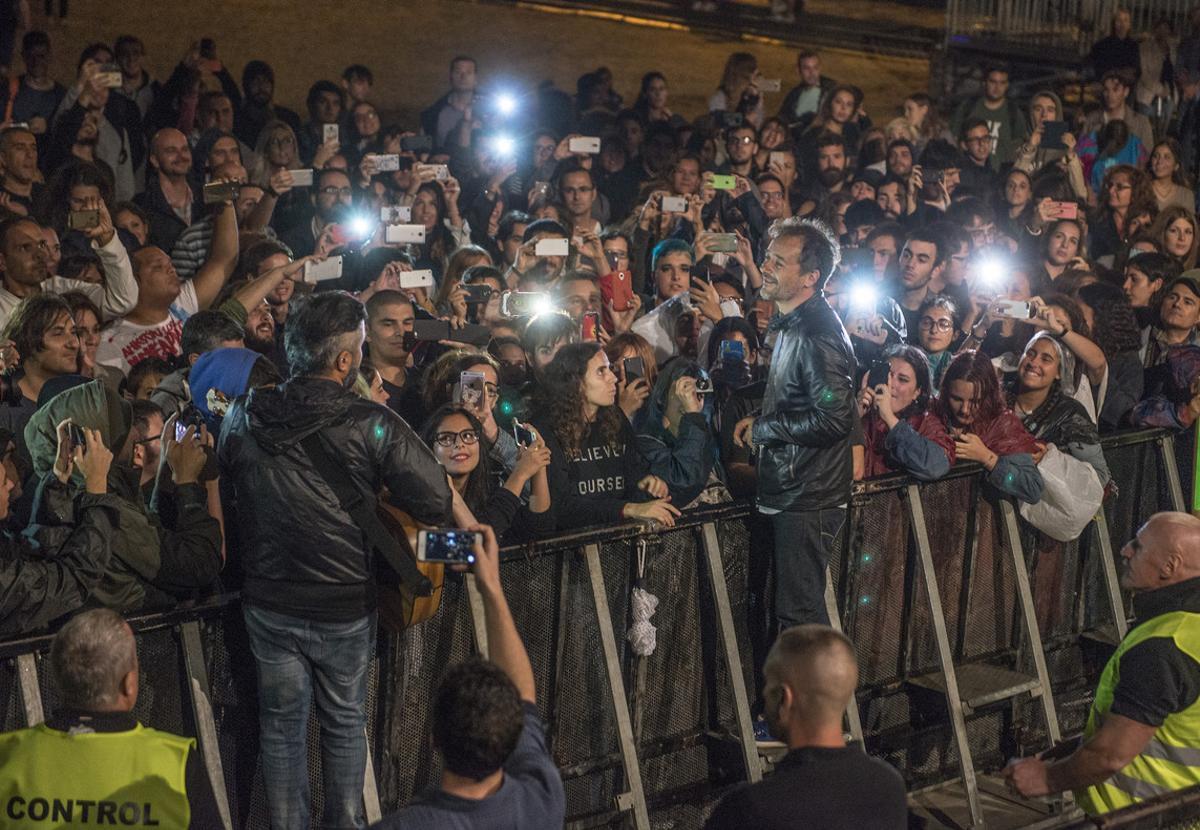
[217,377,454,622]
[752,294,856,511]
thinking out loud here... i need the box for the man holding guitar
[218,291,471,830]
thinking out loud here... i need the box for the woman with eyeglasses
[530,342,680,530]
[250,119,310,233]
[1089,164,1156,261]
[419,405,553,541]
[915,295,962,387]
[420,350,521,475]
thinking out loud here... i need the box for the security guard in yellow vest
[0,608,223,828]
[1003,512,1200,813]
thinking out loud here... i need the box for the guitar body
[375,498,445,632]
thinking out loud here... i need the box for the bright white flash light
[978,258,1006,288]
[491,134,516,157]
[495,93,518,116]
[849,281,878,310]
[350,216,373,238]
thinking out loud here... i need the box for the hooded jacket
[24,380,222,612]
[217,376,454,622]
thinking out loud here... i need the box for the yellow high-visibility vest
[0,721,193,828]
[1077,610,1200,814]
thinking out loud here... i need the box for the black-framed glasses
[919,317,954,331]
[134,433,162,445]
[320,186,354,197]
[433,429,479,447]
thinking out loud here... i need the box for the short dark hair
[284,292,367,377]
[2,294,73,363]
[22,30,50,52]
[432,657,524,780]
[919,139,965,172]
[450,55,476,70]
[305,80,343,119]
[365,289,413,323]
[182,310,244,360]
[815,131,846,152]
[497,211,530,244]
[239,238,293,279]
[959,118,991,142]
[521,312,577,356]
[767,217,841,288]
[342,63,373,84]
[130,398,164,440]
[124,357,172,398]
[864,220,904,248]
[521,218,569,244]
[904,227,945,267]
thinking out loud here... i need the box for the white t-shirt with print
[96,280,199,376]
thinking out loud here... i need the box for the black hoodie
[217,376,453,622]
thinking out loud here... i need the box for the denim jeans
[243,605,376,830]
[770,507,846,629]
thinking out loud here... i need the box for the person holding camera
[419,405,553,542]
[854,345,954,481]
[637,359,725,509]
[374,523,566,828]
[217,291,458,829]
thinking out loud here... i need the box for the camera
[175,405,205,441]
[867,361,890,389]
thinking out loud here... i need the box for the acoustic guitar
[375,498,445,632]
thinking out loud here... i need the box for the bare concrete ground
[33,0,929,127]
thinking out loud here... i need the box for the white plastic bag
[1019,445,1104,541]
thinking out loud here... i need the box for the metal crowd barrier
[0,428,1190,829]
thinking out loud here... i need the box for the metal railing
[0,427,1192,829]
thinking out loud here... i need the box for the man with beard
[705,626,906,829]
[892,228,945,341]
[277,167,353,259]
[170,159,256,280]
[237,240,299,371]
[135,128,200,253]
[218,291,460,830]
[720,124,760,179]
[885,139,915,181]
[1006,512,1200,814]
[235,60,301,148]
[802,132,849,204]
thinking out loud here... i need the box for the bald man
[705,626,907,829]
[135,127,201,253]
[1006,512,1200,813]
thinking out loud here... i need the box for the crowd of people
[0,6,1199,827]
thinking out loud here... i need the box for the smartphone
[463,283,494,304]
[581,311,600,342]
[67,423,87,455]
[994,299,1032,319]
[1051,200,1079,220]
[708,233,738,253]
[769,151,788,169]
[66,209,100,230]
[501,291,551,317]
[202,180,239,205]
[380,205,412,224]
[758,78,782,92]
[568,136,601,154]
[1041,120,1068,150]
[304,256,344,283]
[323,123,340,145]
[530,181,550,202]
[416,529,480,564]
[599,270,634,312]
[623,356,646,383]
[416,163,450,180]
[710,174,736,191]
[370,154,401,172]
[399,269,435,290]
[455,324,493,347]
[413,319,452,341]
[457,371,487,408]
[400,135,433,153]
[174,407,205,442]
[719,339,746,364]
[867,361,890,389]
[287,169,314,187]
[534,237,569,257]
[513,421,536,448]
[385,224,426,244]
[661,195,687,213]
[96,64,123,88]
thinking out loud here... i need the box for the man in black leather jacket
[735,218,856,629]
[218,291,455,830]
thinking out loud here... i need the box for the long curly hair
[1076,281,1143,357]
[536,342,624,455]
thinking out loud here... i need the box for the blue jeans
[770,507,846,629]
[243,605,375,830]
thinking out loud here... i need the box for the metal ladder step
[1080,625,1122,648]
[910,662,1042,713]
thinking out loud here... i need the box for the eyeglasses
[919,316,954,331]
[134,433,162,445]
[760,190,786,201]
[433,429,479,447]
[604,249,630,261]
[728,135,755,145]
[965,134,993,145]
[320,186,354,197]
